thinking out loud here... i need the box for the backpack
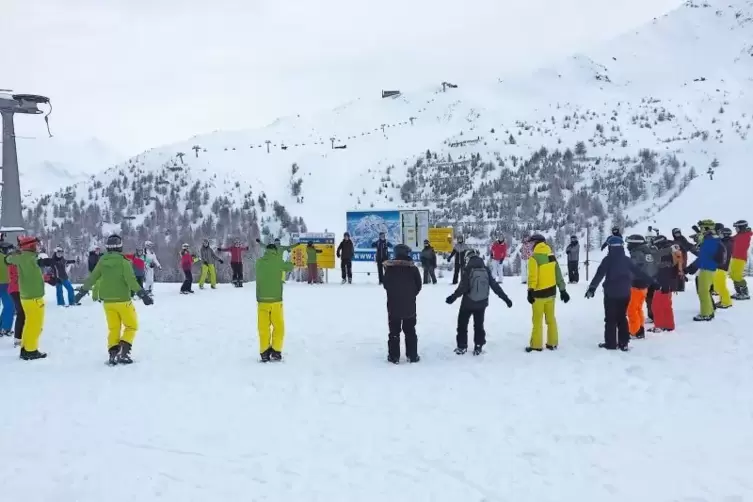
[467,267,490,302]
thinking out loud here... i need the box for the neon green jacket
[82,252,143,303]
[256,248,294,303]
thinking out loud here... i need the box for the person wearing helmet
[371,232,393,285]
[446,249,512,355]
[5,236,55,360]
[419,239,438,285]
[684,220,722,321]
[586,236,656,350]
[647,235,680,333]
[88,246,103,302]
[625,234,657,339]
[256,243,295,362]
[218,239,249,287]
[0,241,16,336]
[712,227,734,309]
[447,235,469,285]
[526,234,569,352]
[50,246,79,306]
[382,243,422,363]
[489,237,508,283]
[306,241,323,284]
[601,225,622,251]
[142,241,162,293]
[179,244,199,294]
[336,232,354,284]
[198,238,223,289]
[565,235,580,284]
[519,236,534,284]
[74,234,154,365]
[729,219,752,300]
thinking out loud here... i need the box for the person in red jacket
[218,239,249,287]
[489,237,508,283]
[729,219,752,300]
[9,258,24,348]
[179,244,198,294]
[124,250,147,291]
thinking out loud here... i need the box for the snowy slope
[2,280,752,501]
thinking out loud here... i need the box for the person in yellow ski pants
[255,244,294,361]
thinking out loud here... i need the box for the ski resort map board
[290,232,336,269]
[346,210,429,262]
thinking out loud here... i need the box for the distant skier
[219,239,249,287]
[382,244,422,363]
[625,234,657,339]
[371,232,393,285]
[489,237,507,283]
[143,241,162,293]
[586,236,655,351]
[255,243,294,362]
[684,220,722,321]
[519,236,534,284]
[306,241,323,284]
[447,236,469,285]
[336,232,354,284]
[713,227,734,309]
[5,236,54,360]
[0,242,16,336]
[419,239,438,285]
[565,235,580,284]
[446,249,512,355]
[601,225,622,251]
[88,246,103,302]
[179,244,198,294]
[74,234,154,365]
[51,246,78,306]
[525,234,569,352]
[198,239,223,289]
[729,219,751,300]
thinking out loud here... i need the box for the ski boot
[545,344,557,351]
[13,338,22,348]
[117,341,133,364]
[714,302,732,309]
[20,348,47,360]
[473,345,483,356]
[341,279,346,285]
[270,350,283,362]
[347,278,352,284]
[525,347,543,353]
[693,314,714,322]
[387,355,400,364]
[407,355,420,363]
[0,329,9,337]
[107,345,120,366]
[632,327,646,339]
[598,343,616,350]
[260,348,272,363]
[617,344,630,352]
[454,347,467,355]
[647,327,672,333]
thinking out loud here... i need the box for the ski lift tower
[0,91,51,239]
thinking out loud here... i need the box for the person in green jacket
[74,235,154,365]
[5,236,54,360]
[306,241,323,284]
[256,243,294,362]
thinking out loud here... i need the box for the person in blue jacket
[685,220,724,321]
[586,236,655,351]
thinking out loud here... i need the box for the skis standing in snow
[74,234,154,365]
[489,237,507,283]
[446,249,512,355]
[336,232,354,284]
[382,244,422,363]
[525,234,569,352]
[143,241,162,293]
[218,239,249,287]
[256,243,294,362]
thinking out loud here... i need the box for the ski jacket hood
[83,252,143,303]
[256,248,294,303]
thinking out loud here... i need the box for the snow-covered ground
[3,277,752,501]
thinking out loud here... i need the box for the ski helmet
[611,225,621,235]
[144,240,154,249]
[722,227,733,238]
[625,234,646,245]
[671,228,682,236]
[457,235,464,243]
[181,243,189,250]
[652,235,668,247]
[17,236,38,252]
[734,219,749,230]
[106,234,123,252]
[0,242,13,254]
[344,232,350,238]
[393,243,412,260]
[464,249,478,266]
[202,238,210,246]
[570,235,578,241]
[606,236,624,247]
[54,246,63,254]
[529,233,546,245]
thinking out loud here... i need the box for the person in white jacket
[143,241,162,293]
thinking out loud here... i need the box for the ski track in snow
[2,279,752,502]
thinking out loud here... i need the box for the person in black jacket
[371,232,393,285]
[336,232,354,284]
[87,246,103,302]
[600,225,622,251]
[382,244,422,363]
[419,240,437,284]
[446,250,512,355]
[447,236,469,284]
[51,247,78,306]
[586,236,655,351]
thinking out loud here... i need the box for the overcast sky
[4,0,683,154]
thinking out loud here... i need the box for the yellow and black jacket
[527,242,567,298]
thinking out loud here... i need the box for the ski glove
[136,289,154,306]
[445,295,455,305]
[560,290,570,303]
[503,297,513,308]
[527,289,535,304]
[219,259,224,264]
[585,288,595,299]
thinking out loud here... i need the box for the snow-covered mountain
[21,0,753,275]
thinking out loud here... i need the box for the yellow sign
[290,232,336,269]
[428,227,454,253]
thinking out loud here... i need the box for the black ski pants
[604,296,630,348]
[231,262,244,283]
[376,260,385,284]
[422,266,437,284]
[341,259,352,281]
[452,262,462,284]
[567,260,579,283]
[11,291,23,340]
[181,269,193,292]
[388,316,418,360]
[456,307,486,349]
[646,285,655,320]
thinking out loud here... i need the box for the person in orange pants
[626,235,658,339]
